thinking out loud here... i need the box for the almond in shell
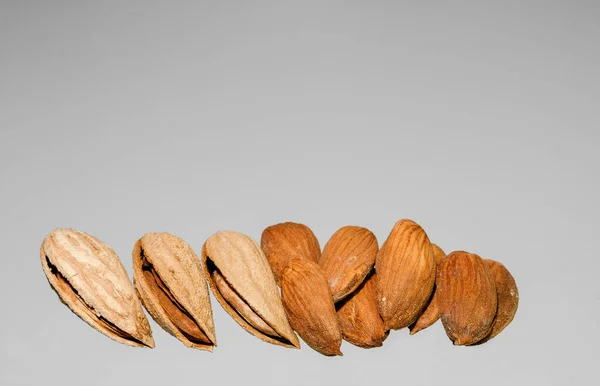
[201,230,300,348]
[132,232,216,350]
[40,228,154,348]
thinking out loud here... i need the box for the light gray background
[1,1,598,385]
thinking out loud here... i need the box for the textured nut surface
[202,230,299,348]
[261,222,321,284]
[281,258,343,356]
[132,232,216,350]
[319,226,378,303]
[376,219,436,330]
[437,251,497,345]
[409,243,446,334]
[474,259,519,344]
[336,270,388,348]
[40,228,154,348]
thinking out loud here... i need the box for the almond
[336,270,388,348]
[409,243,446,335]
[474,259,518,344]
[319,226,378,303]
[261,222,321,284]
[132,232,216,350]
[201,231,299,348]
[281,258,342,356]
[40,228,154,348]
[376,219,436,330]
[437,251,497,345]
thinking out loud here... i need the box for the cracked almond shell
[376,219,436,330]
[132,232,216,350]
[40,228,154,348]
[319,226,378,303]
[201,230,300,348]
[437,251,497,345]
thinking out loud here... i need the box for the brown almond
[336,270,388,348]
[437,251,497,345]
[319,226,378,303]
[376,219,436,330]
[132,232,216,350]
[409,243,446,334]
[474,259,519,344]
[261,222,321,284]
[202,231,300,348]
[281,258,343,356]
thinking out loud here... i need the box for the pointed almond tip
[143,339,155,349]
[134,331,155,348]
[190,343,214,352]
[365,339,384,348]
[324,346,343,356]
[365,334,385,348]
[287,334,301,349]
[409,323,423,335]
[208,335,217,348]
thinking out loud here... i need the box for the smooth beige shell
[201,230,300,348]
[40,228,154,348]
[132,232,216,350]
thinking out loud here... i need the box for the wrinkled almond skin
[409,243,446,334]
[376,219,436,330]
[281,258,343,356]
[319,226,378,303]
[336,270,388,348]
[132,232,216,350]
[40,228,154,348]
[261,222,321,284]
[473,259,519,344]
[437,251,497,345]
[202,231,300,348]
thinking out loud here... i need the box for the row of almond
[40,219,518,356]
